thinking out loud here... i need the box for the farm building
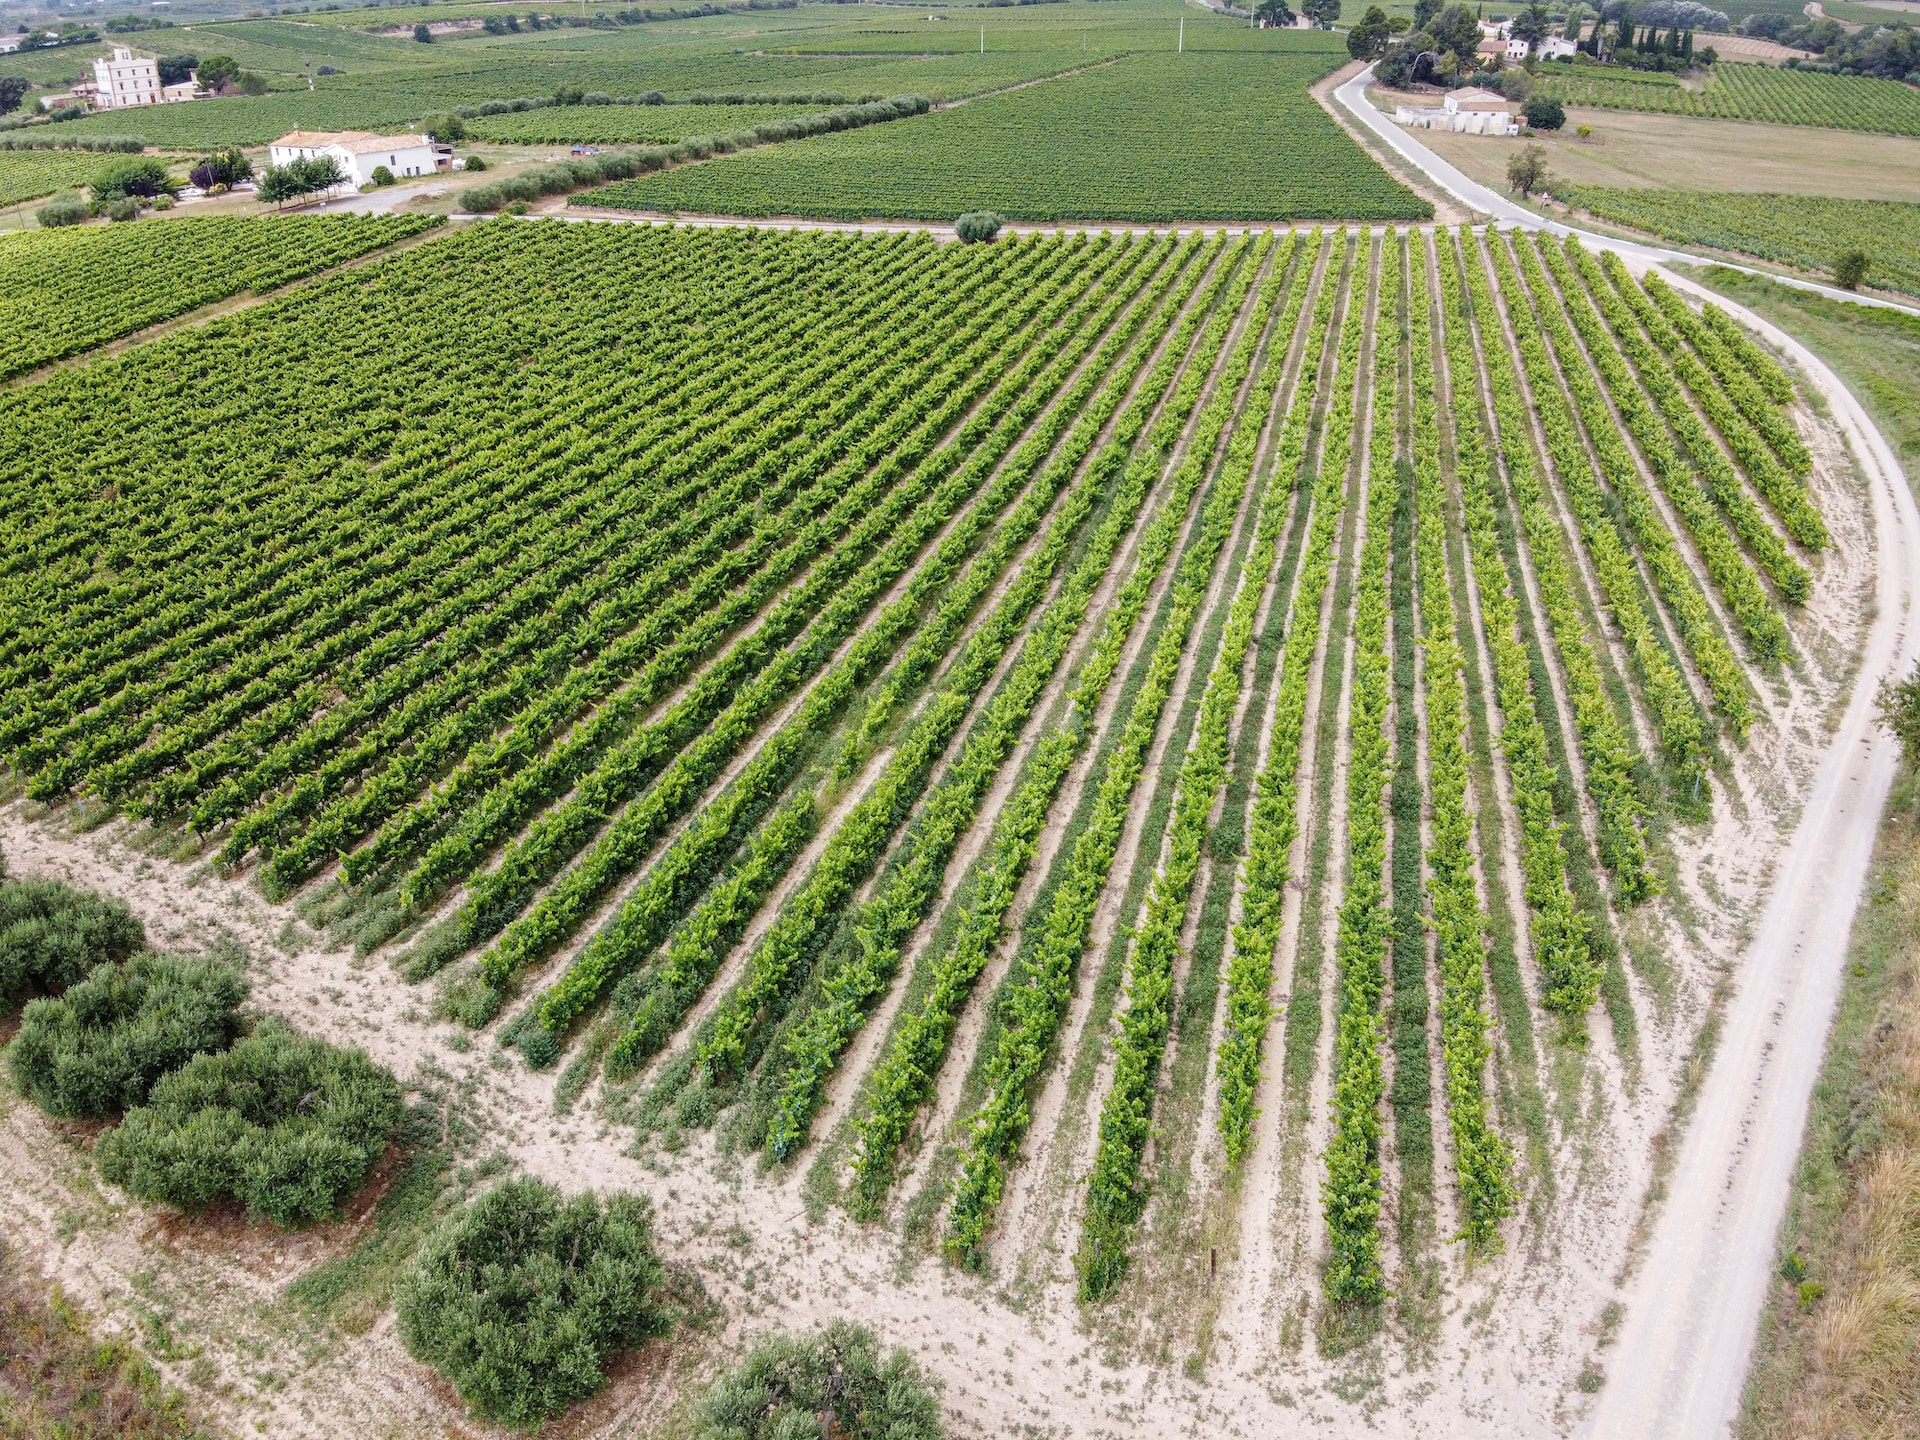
[1393,86,1520,136]
[268,130,454,186]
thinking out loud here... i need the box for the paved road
[1331,63,1920,1440]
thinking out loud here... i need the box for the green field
[467,101,853,147]
[1536,62,1920,138]
[1565,187,1920,298]
[41,0,1338,149]
[584,51,1429,222]
[0,150,108,206]
[0,214,440,380]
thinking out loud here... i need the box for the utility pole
[1178,15,1184,50]
[979,25,984,53]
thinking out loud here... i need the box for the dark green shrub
[1878,661,1920,764]
[463,154,486,172]
[8,950,248,1119]
[106,197,140,222]
[954,210,1003,244]
[36,196,91,228]
[95,1018,400,1227]
[396,1176,669,1430]
[1523,95,1567,130]
[1832,248,1870,291]
[369,165,395,187]
[90,155,174,203]
[694,1321,944,1440]
[0,879,145,1012]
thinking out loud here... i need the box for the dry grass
[0,1241,215,1440]
[1740,775,1920,1440]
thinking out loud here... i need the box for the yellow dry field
[1368,86,1920,205]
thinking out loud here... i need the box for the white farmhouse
[1538,35,1579,59]
[92,46,198,108]
[1506,35,1533,60]
[269,130,452,186]
[1392,86,1520,136]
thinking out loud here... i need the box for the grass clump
[95,1018,400,1226]
[7,949,248,1119]
[694,1320,944,1440]
[396,1175,671,1431]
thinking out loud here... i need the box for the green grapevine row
[1213,233,1347,1171]
[1437,233,1596,1022]
[1408,239,1514,1250]
[1456,234,1655,901]
[1506,235,1753,736]
[1321,234,1395,1306]
[1076,233,1302,1297]
[1563,241,1810,603]
[941,231,1284,1266]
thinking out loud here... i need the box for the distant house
[1506,35,1532,60]
[1538,35,1579,60]
[92,46,198,108]
[0,36,20,54]
[269,130,453,187]
[1393,86,1520,136]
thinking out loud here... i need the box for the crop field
[1535,62,1920,137]
[0,150,106,207]
[466,100,856,147]
[0,212,1869,1432]
[47,0,1331,148]
[0,215,441,382]
[1564,186,1920,298]
[584,52,1430,222]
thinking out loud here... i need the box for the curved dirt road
[1334,63,1920,1440]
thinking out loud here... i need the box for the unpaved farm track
[1327,64,1920,1439]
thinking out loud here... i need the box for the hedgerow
[396,1176,670,1431]
[7,950,248,1119]
[96,1019,400,1227]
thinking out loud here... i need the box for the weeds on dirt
[0,1241,212,1439]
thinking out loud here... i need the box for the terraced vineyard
[0,217,1867,1428]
